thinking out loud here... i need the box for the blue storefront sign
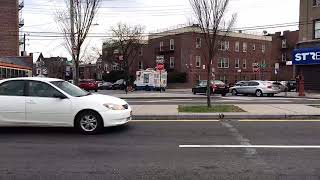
[292,47,320,65]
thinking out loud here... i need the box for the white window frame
[196,56,201,68]
[196,37,201,48]
[282,39,287,48]
[252,44,256,51]
[169,57,175,69]
[243,42,247,52]
[170,39,175,50]
[315,20,320,39]
[235,41,240,52]
[225,41,229,50]
[160,41,164,51]
[218,58,229,69]
[235,59,240,68]
[243,59,247,69]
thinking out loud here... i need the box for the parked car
[79,79,99,92]
[192,80,229,96]
[272,81,287,92]
[96,81,103,89]
[286,80,297,92]
[112,79,125,90]
[99,82,113,90]
[230,80,281,97]
[0,77,132,135]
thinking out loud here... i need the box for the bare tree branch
[56,0,101,85]
[189,0,236,107]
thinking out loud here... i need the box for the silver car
[230,80,281,97]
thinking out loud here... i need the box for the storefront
[293,47,320,91]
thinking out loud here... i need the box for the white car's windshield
[51,81,90,97]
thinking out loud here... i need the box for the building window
[218,58,229,68]
[315,20,320,39]
[170,39,175,50]
[243,59,247,69]
[261,59,266,68]
[104,64,108,71]
[313,0,320,6]
[219,41,229,51]
[169,57,175,69]
[160,41,164,51]
[252,44,256,51]
[196,56,201,67]
[196,37,201,48]
[139,47,143,56]
[235,59,240,68]
[282,53,287,62]
[282,39,287,48]
[235,41,240,52]
[243,42,247,52]
[262,44,266,53]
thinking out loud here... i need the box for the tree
[57,0,102,85]
[189,0,236,107]
[110,23,145,88]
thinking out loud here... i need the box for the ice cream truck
[134,68,167,91]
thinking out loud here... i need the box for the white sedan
[0,77,132,135]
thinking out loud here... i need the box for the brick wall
[0,0,19,56]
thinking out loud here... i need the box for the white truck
[134,68,167,91]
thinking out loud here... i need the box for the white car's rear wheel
[75,111,103,135]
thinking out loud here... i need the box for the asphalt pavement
[1,120,320,179]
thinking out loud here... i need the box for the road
[1,120,320,179]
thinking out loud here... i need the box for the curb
[132,114,320,120]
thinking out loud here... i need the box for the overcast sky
[22,0,300,61]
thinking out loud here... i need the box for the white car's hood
[77,94,127,105]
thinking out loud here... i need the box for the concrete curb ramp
[132,114,320,120]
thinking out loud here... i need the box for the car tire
[222,93,226,97]
[95,89,98,92]
[255,90,263,97]
[231,89,238,96]
[270,94,275,97]
[75,110,104,135]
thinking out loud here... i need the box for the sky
[22,0,300,62]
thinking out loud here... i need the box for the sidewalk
[276,92,320,99]
[131,104,320,120]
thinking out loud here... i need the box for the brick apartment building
[0,0,32,78]
[293,0,320,90]
[269,30,299,81]
[145,25,274,87]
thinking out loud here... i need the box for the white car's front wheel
[75,110,103,135]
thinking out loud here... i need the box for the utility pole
[70,0,76,84]
[23,33,26,53]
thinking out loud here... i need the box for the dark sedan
[192,80,229,96]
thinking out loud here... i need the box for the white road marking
[179,145,320,149]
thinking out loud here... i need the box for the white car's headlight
[103,103,125,110]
